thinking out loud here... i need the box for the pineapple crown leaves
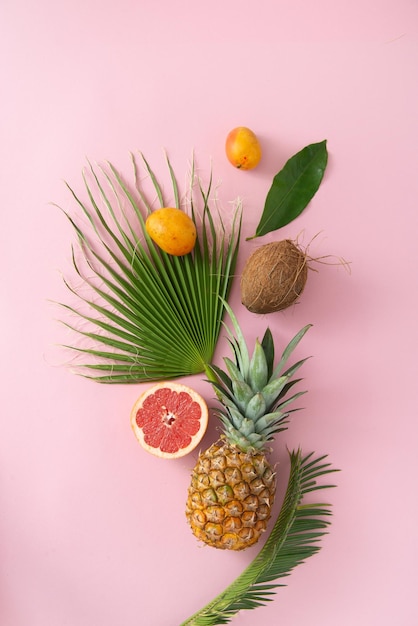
[207,301,312,448]
[54,154,242,383]
[180,449,339,625]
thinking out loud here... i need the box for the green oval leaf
[249,140,328,239]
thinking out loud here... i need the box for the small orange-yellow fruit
[145,207,197,256]
[225,126,262,170]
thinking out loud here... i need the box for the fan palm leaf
[56,154,242,383]
[180,449,338,625]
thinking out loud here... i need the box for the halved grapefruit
[130,381,209,459]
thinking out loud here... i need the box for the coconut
[240,240,308,314]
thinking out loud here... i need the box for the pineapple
[186,305,311,550]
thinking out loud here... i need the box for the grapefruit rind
[130,381,209,459]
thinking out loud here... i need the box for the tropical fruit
[225,127,262,170]
[185,303,310,549]
[145,207,197,256]
[131,382,209,459]
[241,240,308,313]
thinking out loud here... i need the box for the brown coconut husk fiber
[240,240,308,313]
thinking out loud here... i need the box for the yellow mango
[145,207,197,256]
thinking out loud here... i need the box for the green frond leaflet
[180,450,338,625]
[56,154,242,383]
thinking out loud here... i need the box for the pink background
[2,1,418,625]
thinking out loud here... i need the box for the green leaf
[179,450,338,625]
[270,324,312,383]
[261,328,274,379]
[55,155,242,383]
[221,300,250,381]
[248,340,269,392]
[231,379,254,413]
[249,140,328,239]
[244,392,266,421]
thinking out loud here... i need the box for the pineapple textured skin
[185,302,311,550]
[186,440,275,550]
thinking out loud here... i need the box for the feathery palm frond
[56,154,242,383]
[180,450,338,625]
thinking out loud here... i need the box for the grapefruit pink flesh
[131,382,209,459]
